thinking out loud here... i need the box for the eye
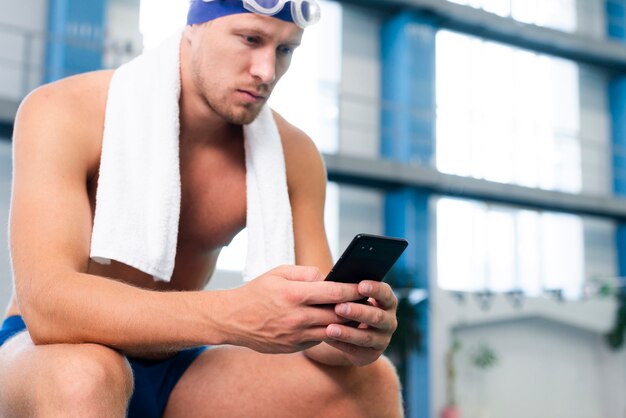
[241,35,261,46]
[277,45,294,57]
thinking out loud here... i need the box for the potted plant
[471,342,499,418]
[600,278,626,350]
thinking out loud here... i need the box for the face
[185,13,304,125]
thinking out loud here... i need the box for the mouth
[237,89,267,104]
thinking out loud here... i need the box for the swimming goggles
[199,0,321,28]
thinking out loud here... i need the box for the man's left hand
[323,280,398,367]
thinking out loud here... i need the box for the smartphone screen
[325,234,408,284]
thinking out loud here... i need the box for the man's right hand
[219,265,361,354]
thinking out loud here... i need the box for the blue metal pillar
[607,0,626,39]
[45,0,108,82]
[607,1,626,279]
[381,11,437,418]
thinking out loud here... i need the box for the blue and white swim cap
[187,0,321,28]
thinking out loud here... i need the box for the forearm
[17,271,229,353]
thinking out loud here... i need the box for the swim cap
[187,0,296,26]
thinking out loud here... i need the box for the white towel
[90,29,295,282]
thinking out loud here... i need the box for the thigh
[163,346,384,418]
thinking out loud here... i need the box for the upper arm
[274,111,333,275]
[10,83,101,317]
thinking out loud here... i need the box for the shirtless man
[0,0,402,416]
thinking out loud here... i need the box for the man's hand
[322,280,399,367]
[220,265,362,354]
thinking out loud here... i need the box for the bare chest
[177,141,247,251]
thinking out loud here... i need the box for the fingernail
[362,283,373,294]
[337,304,350,315]
[329,326,341,337]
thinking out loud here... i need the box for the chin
[205,93,264,125]
[225,106,264,125]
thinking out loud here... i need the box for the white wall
[452,316,623,418]
[429,280,623,418]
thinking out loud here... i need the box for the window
[446,0,577,32]
[436,30,581,193]
[436,197,585,300]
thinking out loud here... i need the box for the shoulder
[272,110,327,195]
[14,70,114,177]
[17,70,113,122]
[272,110,319,156]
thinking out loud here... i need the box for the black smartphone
[325,233,408,285]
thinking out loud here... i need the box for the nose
[250,48,277,85]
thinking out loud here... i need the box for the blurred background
[1,0,626,417]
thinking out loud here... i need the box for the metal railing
[0,21,140,103]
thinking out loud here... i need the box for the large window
[435,28,594,298]
[436,30,581,194]
[139,1,342,272]
[436,197,585,300]
[446,0,577,32]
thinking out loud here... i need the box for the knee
[360,356,401,394]
[346,356,403,417]
[51,344,134,406]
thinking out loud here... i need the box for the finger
[334,302,396,331]
[303,306,350,326]
[326,324,388,350]
[300,281,361,305]
[272,265,324,282]
[358,281,397,310]
[301,326,331,343]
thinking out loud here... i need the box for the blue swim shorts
[0,315,206,417]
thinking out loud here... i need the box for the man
[0,0,402,416]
